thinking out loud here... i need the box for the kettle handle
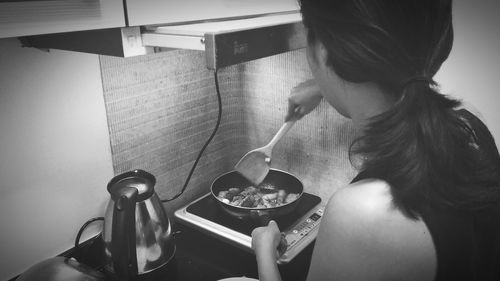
[111,186,138,280]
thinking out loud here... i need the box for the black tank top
[420,203,500,280]
[352,109,500,281]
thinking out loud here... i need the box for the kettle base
[104,256,177,281]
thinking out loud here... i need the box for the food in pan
[217,183,299,208]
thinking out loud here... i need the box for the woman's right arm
[285,79,323,121]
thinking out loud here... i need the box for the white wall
[0,0,499,279]
[436,0,500,147]
[0,38,114,280]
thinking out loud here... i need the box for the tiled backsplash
[99,49,357,213]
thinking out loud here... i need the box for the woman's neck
[346,82,395,129]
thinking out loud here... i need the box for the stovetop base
[175,193,322,264]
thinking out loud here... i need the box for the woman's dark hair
[300,0,500,218]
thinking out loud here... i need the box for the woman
[251,0,500,280]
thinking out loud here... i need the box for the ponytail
[299,0,500,217]
[352,79,500,218]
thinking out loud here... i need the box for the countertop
[71,222,314,281]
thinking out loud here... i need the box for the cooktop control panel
[283,208,323,250]
[278,206,324,263]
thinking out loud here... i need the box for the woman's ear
[311,40,329,70]
[307,39,329,72]
[315,40,329,71]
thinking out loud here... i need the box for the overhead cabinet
[6,0,306,70]
[1,0,299,39]
[0,0,125,39]
[125,0,299,26]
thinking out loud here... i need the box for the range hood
[23,12,307,70]
[142,12,306,70]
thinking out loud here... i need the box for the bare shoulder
[326,178,394,219]
[307,179,436,281]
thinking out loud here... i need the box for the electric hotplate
[174,193,324,264]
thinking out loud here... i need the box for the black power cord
[161,69,223,202]
[73,70,222,252]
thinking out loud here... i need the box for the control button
[310,213,321,221]
[293,229,299,234]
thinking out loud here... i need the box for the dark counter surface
[70,222,313,281]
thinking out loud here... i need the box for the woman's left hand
[251,220,282,260]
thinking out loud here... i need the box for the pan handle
[251,209,272,226]
[277,234,288,256]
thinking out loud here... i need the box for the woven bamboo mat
[99,49,357,213]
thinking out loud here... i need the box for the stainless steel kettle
[102,170,176,281]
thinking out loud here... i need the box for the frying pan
[210,168,304,224]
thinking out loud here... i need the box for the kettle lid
[107,169,156,201]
